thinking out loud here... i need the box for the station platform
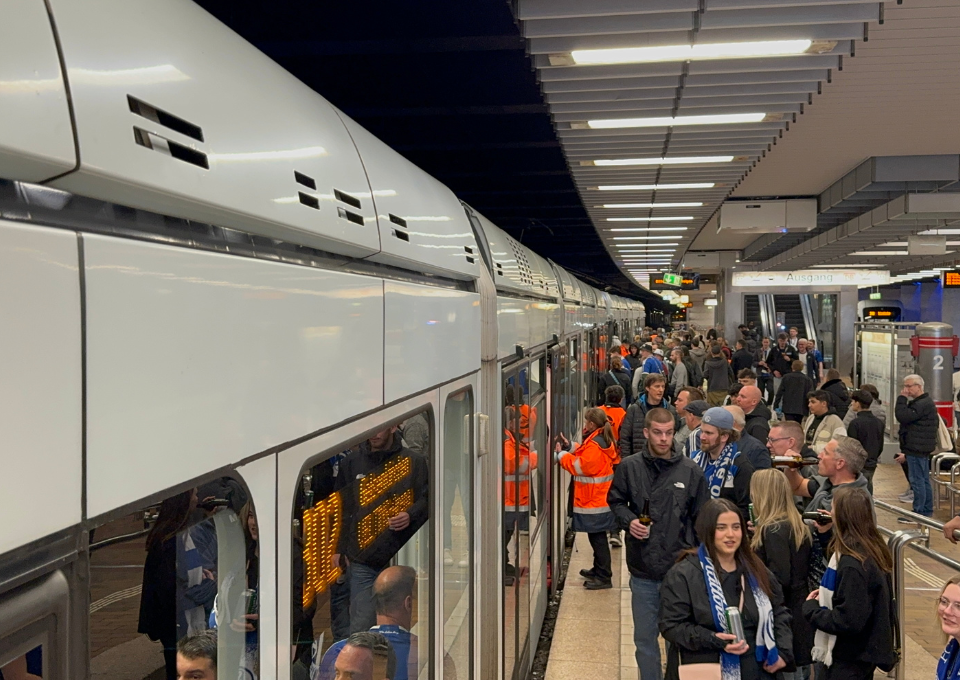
[546,463,957,680]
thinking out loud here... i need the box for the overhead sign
[731,269,890,287]
[944,271,960,288]
[662,272,682,287]
[649,272,699,290]
[869,292,882,300]
[908,234,947,256]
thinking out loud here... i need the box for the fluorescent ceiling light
[615,242,679,248]
[881,241,960,247]
[810,264,881,268]
[607,217,694,222]
[570,40,814,66]
[602,202,703,208]
[587,113,766,130]
[852,251,909,256]
[614,236,684,240]
[608,227,689,232]
[921,229,960,235]
[597,183,715,191]
[594,156,733,166]
[617,250,677,254]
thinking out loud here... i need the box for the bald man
[334,632,397,680]
[724,405,772,470]
[737,385,772,445]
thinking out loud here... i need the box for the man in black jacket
[608,408,708,680]
[335,425,430,633]
[774,360,813,422]
[737,385,771,444]
[846,389,885,494]
[895,374,939,517]
[768,333,798,396]
[731,339,755,375]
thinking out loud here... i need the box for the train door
[501,361,533,680]
[548,342,570,599]
[526,355,549,657]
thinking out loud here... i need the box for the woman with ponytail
[556,407,618,590]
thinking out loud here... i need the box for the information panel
[944,271,960,288]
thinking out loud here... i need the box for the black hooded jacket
[821,378,851,419]
[607,447,709,581]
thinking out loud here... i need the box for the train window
[88,477,256,680]
[442,390,473,680]
[293,409,432,680]
[1,645,43,679]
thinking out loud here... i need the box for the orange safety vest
[504,430,538,512]
[556,429,615,514]
[619,345,630,357]
[599,405,626,465]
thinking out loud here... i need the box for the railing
[875,500,960,680]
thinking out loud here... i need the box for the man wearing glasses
[894,374,939,518]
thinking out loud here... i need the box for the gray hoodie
[689,345,707,370]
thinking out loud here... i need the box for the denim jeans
[348,562,383,633]
[783,664,811,680]
[630,576,663,680]
[906,454,933,516]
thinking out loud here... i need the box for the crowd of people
[556,323,959,680]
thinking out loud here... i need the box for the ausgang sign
[731,269,890,287]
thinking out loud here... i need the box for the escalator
[773,295,808,338]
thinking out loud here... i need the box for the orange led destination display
[944,271,960,288]
[302,456,414,607]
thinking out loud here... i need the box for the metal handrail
[875,499,960,541]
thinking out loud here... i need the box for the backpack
[683,359,702,389]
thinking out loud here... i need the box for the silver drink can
[724,606,745,644]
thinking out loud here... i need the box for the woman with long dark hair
[138,489,197,680]
[660,498,793,680]
[802,486,897,680]
[750,470,814,679]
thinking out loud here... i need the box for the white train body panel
[383,281,481,403]
[497,296,532,359]
[0,221,82,555]
[83,234,384,518]
[46,0,382,259]
[337,114,481,281]
[0,0,76,183]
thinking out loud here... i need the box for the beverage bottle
[638,498,652,540]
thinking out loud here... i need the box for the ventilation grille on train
[505,237,534,287]
[129,96,209,169]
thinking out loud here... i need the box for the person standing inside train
[608,408,708,680]
[502,407,536,587]
[334,425,429,634]
[750,470,814,680]
[936,575,960,680]
[802,487,897,680]
[555,408,618,590]
[659,498,792,680]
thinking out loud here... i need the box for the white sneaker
[443,549,454,566]
[898,491,914,503]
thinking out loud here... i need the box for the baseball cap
[641,343,654,353]
[685,400,709,417]
[654,348,664,356]
[702,407,734,430]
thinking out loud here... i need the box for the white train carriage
[0,1,645,679]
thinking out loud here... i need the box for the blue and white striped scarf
[812,552,839,666]
[692,442,739,499]
[939,639,960,680]
[697,544,781,680]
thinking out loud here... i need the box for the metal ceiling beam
[759,193,960,270]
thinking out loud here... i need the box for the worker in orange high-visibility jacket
[599,384,627,548]
[503,407,537,586]
[555,407,618,590]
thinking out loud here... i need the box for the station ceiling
[196,0,960,298]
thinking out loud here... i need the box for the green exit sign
[661,272,682,287]
[869,292,882,300]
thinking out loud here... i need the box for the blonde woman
[751,469,814,678]
[937,574,960,680]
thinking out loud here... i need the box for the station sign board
[731,269,890,287]
[649,272,700,290]
[943,271,960,288]
[869,292,882,300]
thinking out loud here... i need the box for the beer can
[724,606,745,644]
